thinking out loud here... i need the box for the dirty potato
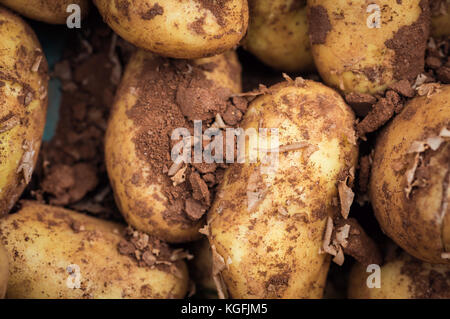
[0,7,48,216]
[307,0,430,94]
[243,0,314,72]
[0,0,89,24]
[93,0,249,59]
[207,79,358,298]
[370,84,450,264]
[0,243,8,298]
[105,49,242,243]
[0,202,189,298]
[349,251,450,298]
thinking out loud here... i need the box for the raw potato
[0,202,189,298]
[93,0,249,59]
[0,243,8,298]
[105,49,242,243]
[307,0,430,94]
[0,8,48,216]
[0,0,89,24]
[243,0,314,72]
[348,252,450,298]
[207,79,358,298]
[370,84,450,264]
[431,0,450,37]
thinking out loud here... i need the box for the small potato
[207,79,358,298]
[0,243,8,298]
[243,0,314,72]
[93,0,249,59]
[0,7,48,216]
[431,0,450,37]
[105,49,242,243]
[307,0,430,94]
[348,252,450,299]
[0,202,189,298]
[0,0,89,24]
[370,84,450,264]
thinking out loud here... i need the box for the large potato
[0,7,48,216]
[431,0,450,37]
[0,0,89,24]
[243,0,314,72]
[105,49,242,243]
[0,243,8,298]
[349,252,450,298]
[93,0,249,59]
[207,79,358,298]
[0,202,189,298]
[307,0,430,94]
[370,84,450,264]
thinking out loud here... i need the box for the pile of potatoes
[0,0,449,299]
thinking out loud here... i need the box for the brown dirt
[308,5,332,45]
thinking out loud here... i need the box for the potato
[349,252,450,299]
[0,0,89,24]
[370,84,450,264]
[0,7,48,216]
[0,202,189,298]
[431,0,450,37]
[243,0,314,72]
[105,49,242,243]
[207,79,358,298]
[93,0,249,59]
[0,243,8,298]
[307,0,430,94]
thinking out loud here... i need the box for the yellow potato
[0,0,89,24]
[105,49,242,243]
[0,7,48,216]
[243,0,314,72]
[349,252,450,299]
[0,243,8,298]
[207,79,358,298]
[307,0,430,94]
[431,0,450,37]
[0,202,189,298]
[370,84,450,264]
[93,0,249,59]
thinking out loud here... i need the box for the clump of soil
[121,52,248,225]
[28,14,135,221]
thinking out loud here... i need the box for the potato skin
[105,49,241,243]
[370,85,450,264]
[243,0,314,72]
[208,80,358,298]
[0,202,189,298]
[0,0,89,24]
[0,8,48,216]
[93,0,249,59]
[349,252,450,299]
[307,0,430,94]
[0,243,8,298]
